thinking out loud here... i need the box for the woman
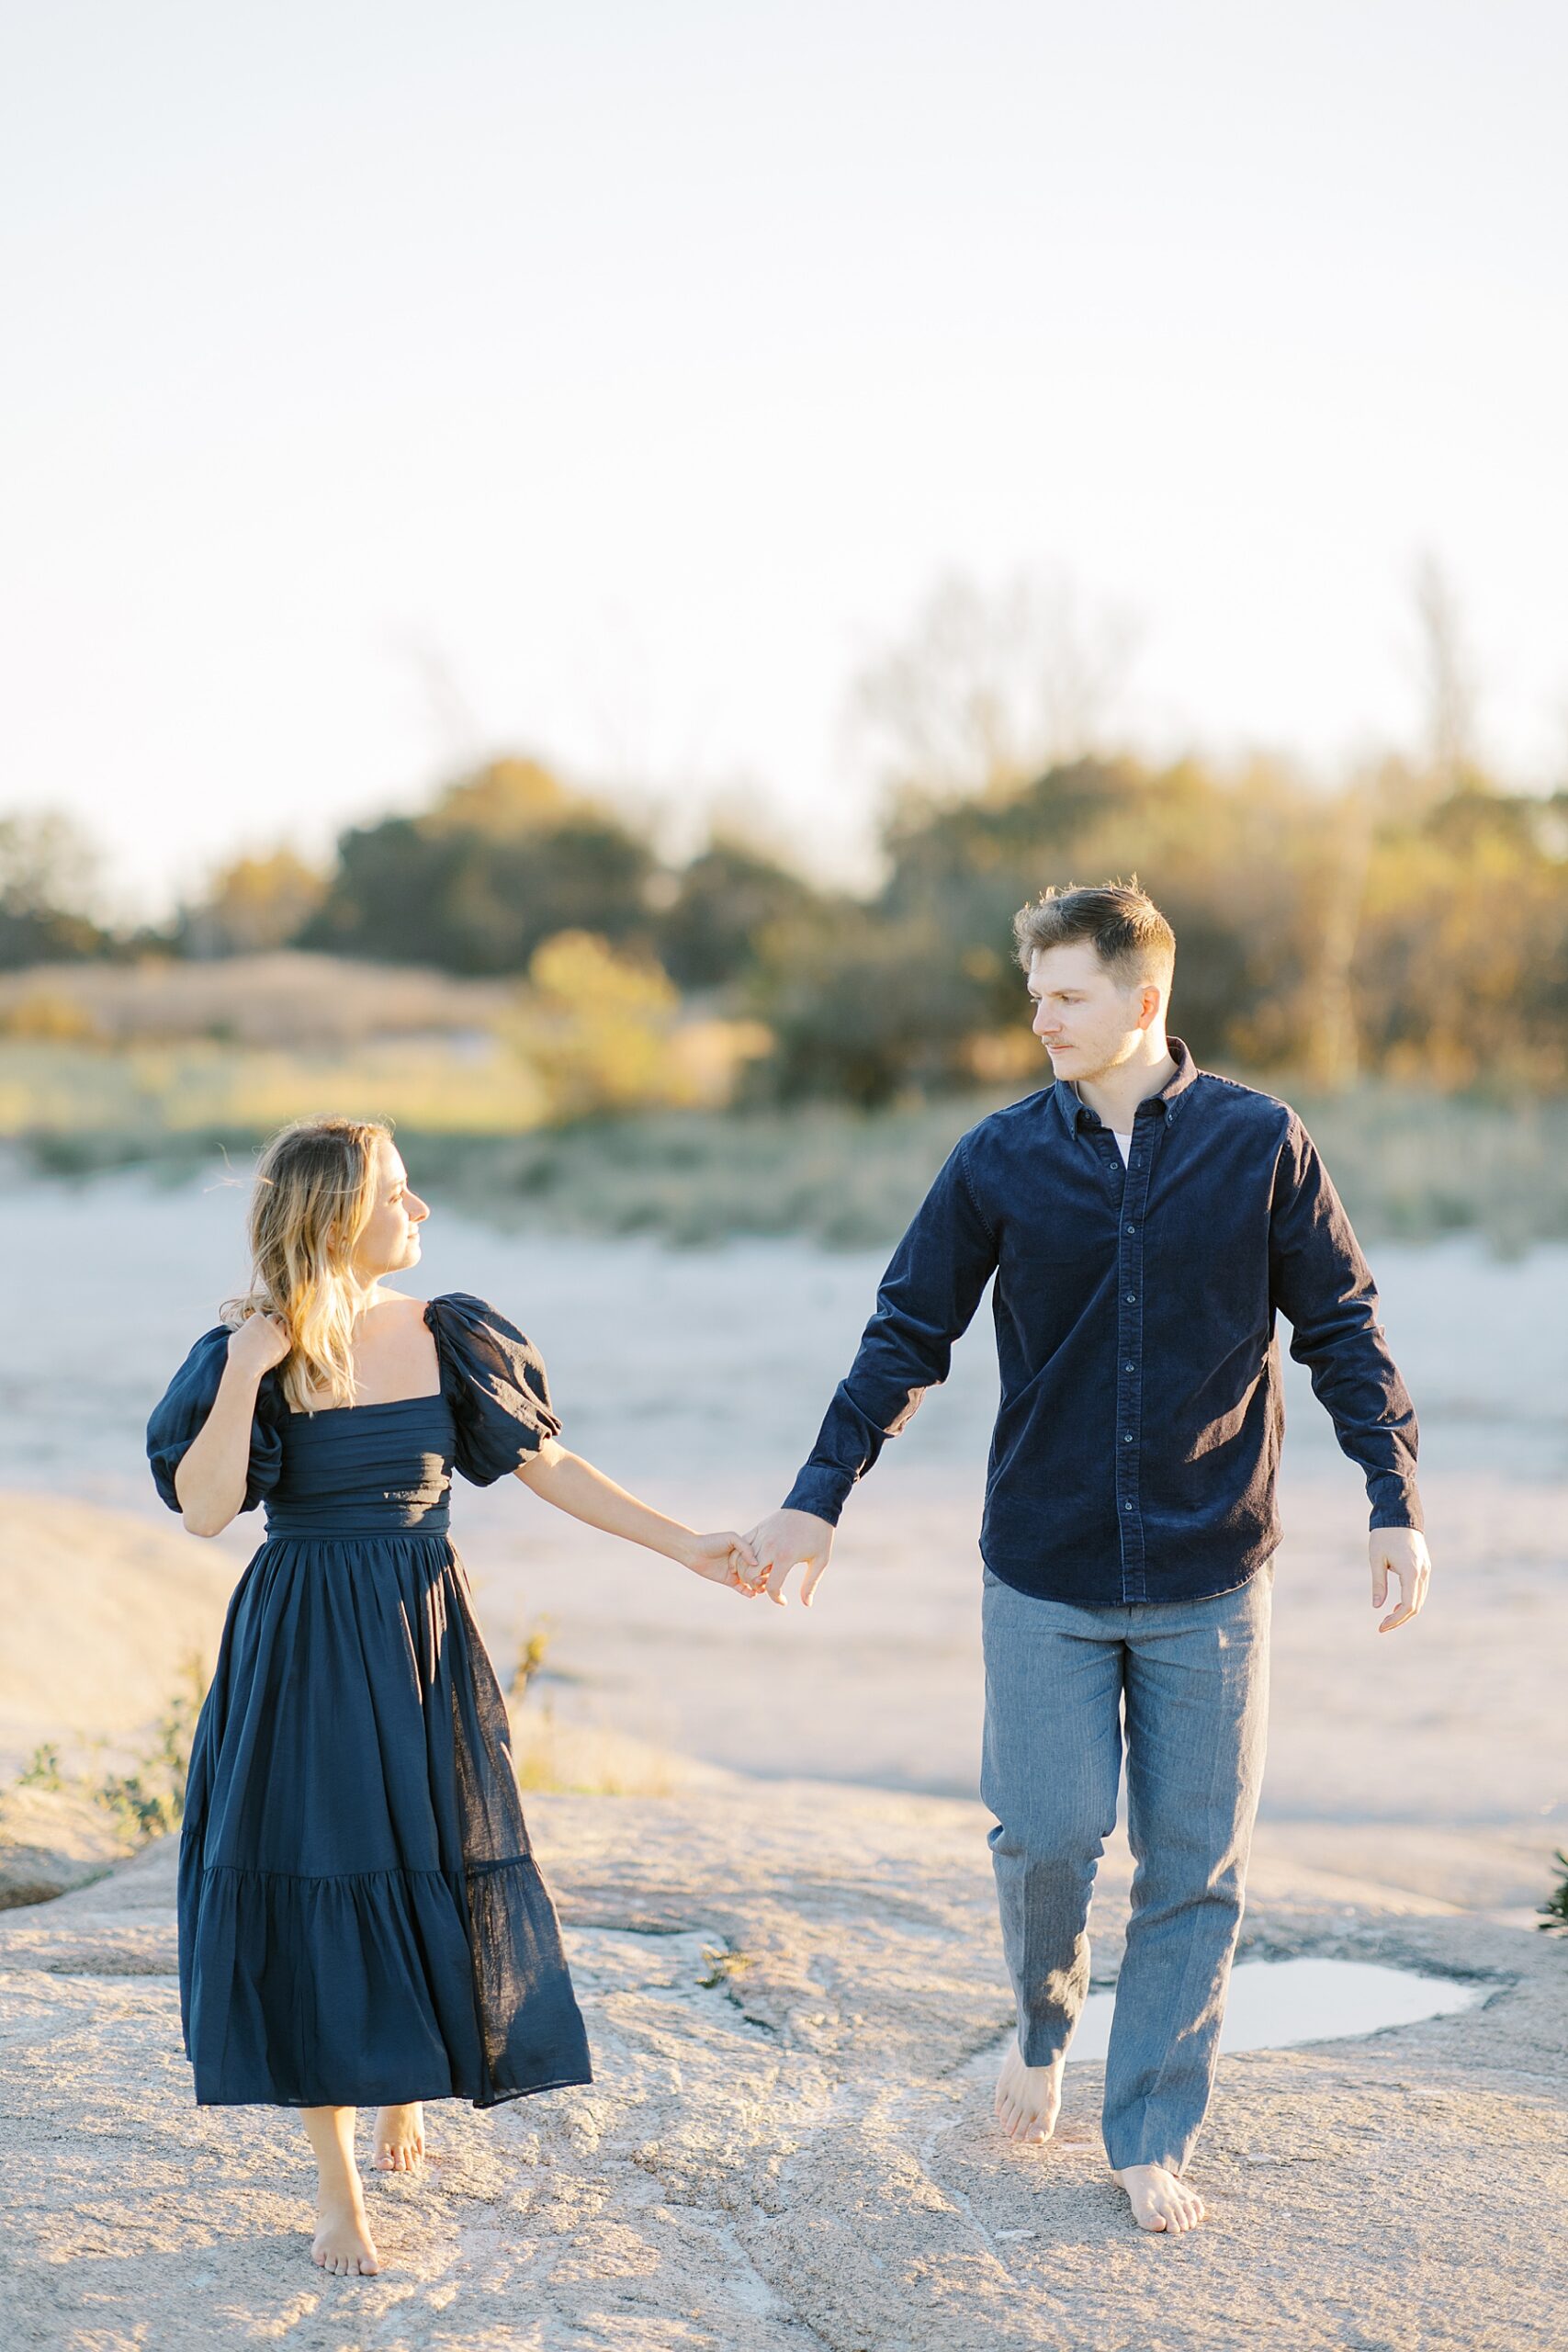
[146,1113,760,2278]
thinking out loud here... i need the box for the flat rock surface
[2,1778,1563,2352]
[0,1783,135,1909]
[3,1213,1564,2347]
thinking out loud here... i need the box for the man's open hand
[1371,1526,1431,1632]
[743,1509,835,1609]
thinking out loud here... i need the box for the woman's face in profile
[351,1139,431,1281]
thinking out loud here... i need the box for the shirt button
[1123,1500,1134,1511]
[1126,1292,1136,1302]
[1125,1224,1135,1234]
[1125,1363,1135,1372]
[1122,1432,1133,1442]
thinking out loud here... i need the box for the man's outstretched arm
[749,1135,999,1605]
[1269,1113,1431,1632]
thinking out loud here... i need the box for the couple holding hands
[146,880,1429,2275]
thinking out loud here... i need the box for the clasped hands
[686,1509,832,1605]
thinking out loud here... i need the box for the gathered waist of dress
[263,1499,453,1540]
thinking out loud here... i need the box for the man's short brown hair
[1012,878,1176,995]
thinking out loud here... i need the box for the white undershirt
[1066,1079,1134,1162]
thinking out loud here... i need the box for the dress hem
[187,2066,595,2112]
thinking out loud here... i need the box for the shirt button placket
[1116,1121,1152,1603]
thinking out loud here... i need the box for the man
[745,879,1430,2238]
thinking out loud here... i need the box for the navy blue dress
[146,1293,592,2110]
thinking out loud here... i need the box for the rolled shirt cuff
[781,1464,854,1526]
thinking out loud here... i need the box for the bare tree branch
[846,568,1142,800]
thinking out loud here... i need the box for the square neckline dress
[146,1292,592,2109]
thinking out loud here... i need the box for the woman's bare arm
[513,1438,759,1590]
[175,1316,288,1536]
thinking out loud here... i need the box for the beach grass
[509,1706,686,1798]
[337,1082,1568,1254]
[0,1035,547,1145]
[7,1052,1562,1253]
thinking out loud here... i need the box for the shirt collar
[1055,1035,1200,1136]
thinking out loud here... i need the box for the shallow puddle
[1061,1957,1483,2064]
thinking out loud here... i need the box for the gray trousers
[979,1560,1273,2173]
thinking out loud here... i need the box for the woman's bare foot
[1112,2162,1206,2234]
[372,2102,425,2173]
[301,2104,381,2276]
[994,2041,1065,2143]
[311,2190,381,2277]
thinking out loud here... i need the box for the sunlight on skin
[994,2043,1064,2145]
[311,2206,381,2277]
[302,2107,381,2277]
[1111,2163,1208,2234]
[373,2101,425,2172]
[994,2049,1209,2233]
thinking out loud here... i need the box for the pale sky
[3,0,1564,922]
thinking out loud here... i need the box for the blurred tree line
[5,566,1563,1107]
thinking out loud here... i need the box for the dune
[0,1494,232,1780]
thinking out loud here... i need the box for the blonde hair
[223,1114,392,1413]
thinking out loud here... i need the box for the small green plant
[17,1742,66,1791]
[88,1654,209,1847]
[1537,1849,1568,1933]
[507,1617,555,1707]
[698,1943,756,1990]
[93,1770,183,1841]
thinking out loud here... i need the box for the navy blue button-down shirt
[783,1037,1423,1606]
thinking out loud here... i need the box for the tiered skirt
[176,1529,591,2108]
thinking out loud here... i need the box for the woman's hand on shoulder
[227,1311,290,1381]
[682,1530,764,1598]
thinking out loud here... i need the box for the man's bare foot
[372,2102,424,2173]
[994,2041,1065,2144]
[311,2190,381,2276]
[1112,2162,1206,2234]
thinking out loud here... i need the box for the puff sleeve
[429,1292,563,1486]
[145,1326,284,1516]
